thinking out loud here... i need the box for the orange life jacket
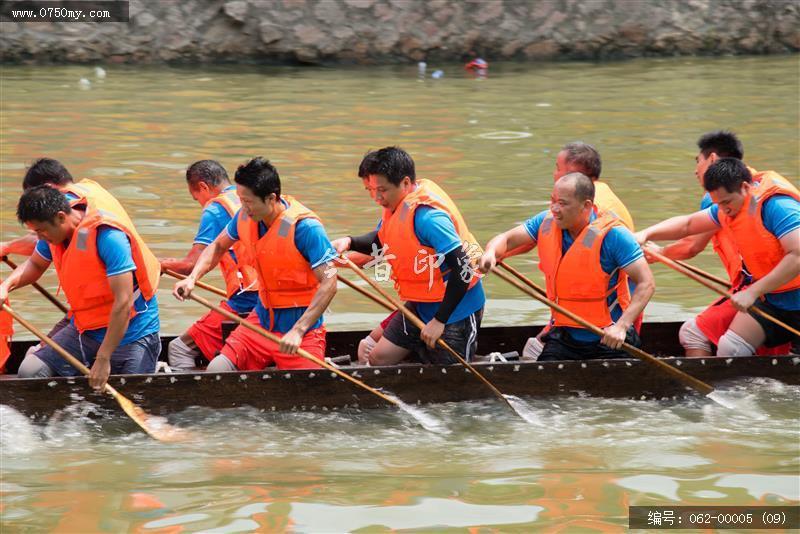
[236,196,320,315]
[377,179,482,302]
[62,179,133,222]
[594,181,634,231]
[0,291,12,374]
[537,212,632,328]
[206,189,260,298]
[49,199,161,332]
[717,175,800,293]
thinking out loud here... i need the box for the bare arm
[278,262,338,354]
[0,253,50,301]
[173,232,235,300]
[0,233,38,258]
[600,257,655,349]
[89,271,134,389]
[479,224,535,273]
[635,211,718,245]
[160,243,206,275]
[661,231,716,261]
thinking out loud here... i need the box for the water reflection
[1,379,797,531]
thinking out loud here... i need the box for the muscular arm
[292,263,337,335]
[96,272,134,361]
[0,253,49,300]
[479,224,535,272]
[160,243,206,275]
[173,232,236,300]
[0,233,37,258]
[636,211,718,244]
[660,231,716,260]
[616,258,655,331]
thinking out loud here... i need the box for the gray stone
[314,0,345,25]
[259,21,284,44]
[224,1,249,23]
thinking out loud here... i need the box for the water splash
[382,393,450,434]
[503,395,545,426]
[705,391,768,420]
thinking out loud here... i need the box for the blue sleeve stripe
[33,248,52,263]
[106,266,136,277]
[310,249,337,270]
[225,227,237,241]
[619,253,643,271]
[192,238,214,246]
[439,242,461,256]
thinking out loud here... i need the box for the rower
[521,142,638,359]
[554,142,634,230]
[636,158,800,356]
[159,160,259,370]
[1,158,133,258]
[645,131,796,356]
[1,158,145,354]
[172,157,337,371]
[480,173,655,361]
[332,146,485,365]
[1,186,161,389]
[353,150,398,364]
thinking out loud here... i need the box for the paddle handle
[648,248,800,338]
[2,256,69,314]
[185,291,401,407]
[673,258,731,289]
[498,260,547,297]
[491,266,715,396]
[342,257,515,408]
[164,269,228,298]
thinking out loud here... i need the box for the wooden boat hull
[1,322,797,418]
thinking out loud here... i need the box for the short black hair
[358,146,416,186]
[703,158,753,193]
[17,185,72,224]
[23,158,74,190]
[358,150,377,179]
[559,172,595,203]
[186,160,229,188]
[697,130,743,160]
[561,142,602,180]
[234,157,281,201]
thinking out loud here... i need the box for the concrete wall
[1,0,798,64]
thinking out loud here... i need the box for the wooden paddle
[672,258,731,289]
[1,303,189,442]
[164,268,396,311]
[492,264,715,396]
[165,269,227,298]
[179,290,406,410]
[646,246,800,338]
[2,256,68,314]
[341,256,520,413]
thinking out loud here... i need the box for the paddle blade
[110,389,193,443]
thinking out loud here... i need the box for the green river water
[1,56,798,532]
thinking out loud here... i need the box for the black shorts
[749,298,800,348]
[382,303,483,364]
[538,326,642,361]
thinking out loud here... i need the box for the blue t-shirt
[407,206,486,324]
[524,210,643,342]
[194,186,258,314]
[705,194,800,310]
[225,203,337,333]
[35,227,160,345]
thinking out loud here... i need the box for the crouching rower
[480,173,655,361]
[159,160,259,370]
[636,158,800,356]
[0,186,161,389]
[173,157,337,371]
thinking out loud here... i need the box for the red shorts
[380,310,398,330]
[186,300,241,361]
[219,311,326,370]
[695,296,791,355]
